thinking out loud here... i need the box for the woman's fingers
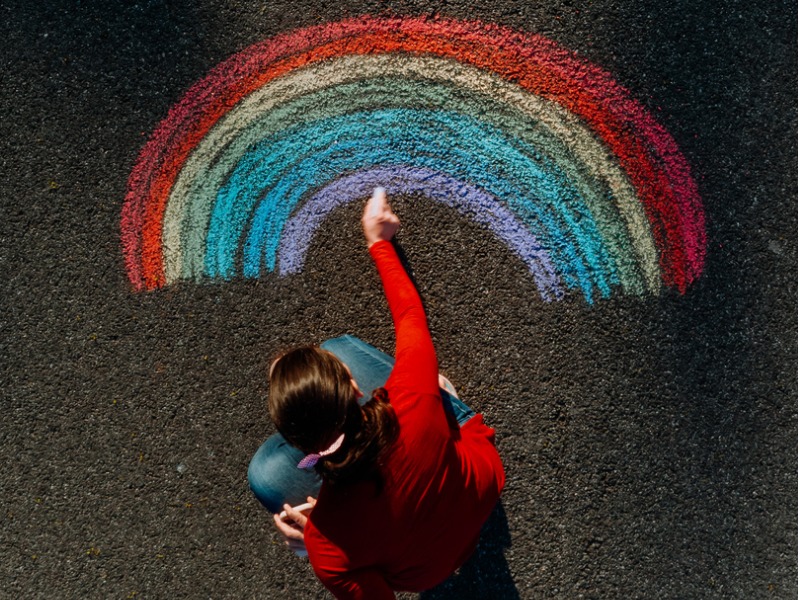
[273,512,304,541]
[283,503,308,528]
[273,500,317,554]
[362,187,400,246]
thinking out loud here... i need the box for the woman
[248,188,505,598]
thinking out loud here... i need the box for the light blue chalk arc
[207,108,617,303]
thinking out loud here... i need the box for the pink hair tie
[297,433,345,469]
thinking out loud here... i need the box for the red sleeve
[311,565,396,600]
[307,517,396,600]
[368,241,439,395]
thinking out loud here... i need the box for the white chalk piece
[279,502,314,558]
[368,187,386,217]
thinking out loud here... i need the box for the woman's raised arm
[362,190,439,395]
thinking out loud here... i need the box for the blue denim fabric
[247,335,475,513]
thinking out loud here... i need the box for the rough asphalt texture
[1,0,796,598]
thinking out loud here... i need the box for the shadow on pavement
[421,501,519,599]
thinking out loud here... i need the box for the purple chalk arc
[278,166,563,301]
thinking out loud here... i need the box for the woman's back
[304,240,505,597]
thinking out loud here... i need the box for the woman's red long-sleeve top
[304,241,505,599]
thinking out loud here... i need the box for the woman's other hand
[362,187,400,247]
[273,496,317,555]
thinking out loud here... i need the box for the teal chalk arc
[211,108,614,302]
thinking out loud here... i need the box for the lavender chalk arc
[278,166,564,301]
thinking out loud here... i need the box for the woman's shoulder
[389,388,453,437]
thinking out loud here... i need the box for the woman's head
[268,346,399,489]
[268,346,359,454]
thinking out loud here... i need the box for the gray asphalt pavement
[1,0,796,598]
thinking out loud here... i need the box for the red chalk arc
[120,15,705,297]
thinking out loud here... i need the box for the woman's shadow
[420,501,519,599]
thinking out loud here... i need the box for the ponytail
[268,346,399,493]
[317,387,399,492]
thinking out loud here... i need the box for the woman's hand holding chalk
[362,187,400,247]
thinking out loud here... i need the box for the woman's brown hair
[268,346,399,491]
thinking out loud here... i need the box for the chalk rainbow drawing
[121,15,706,302]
